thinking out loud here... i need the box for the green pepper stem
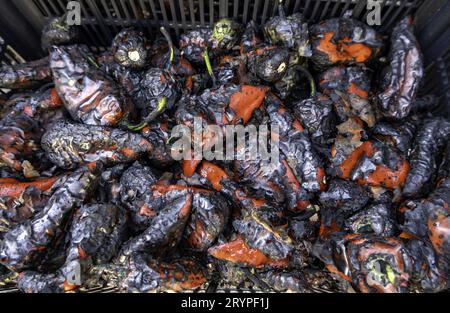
[160,27,174,70]
[203,48,217,87]
[297,65,316,98]
[127,97,168,131]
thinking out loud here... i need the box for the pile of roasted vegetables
[1,7,449,293]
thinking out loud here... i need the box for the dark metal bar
[352,0,367,20]
[46,0,62,16]
[139,0,154,33]
[87,0,113,44]
[243,0,250,24]
[233,0,239,19]
[319,0,332,21]
[209,0,214,26]
[252,0,261,22]
[340,0,352,16]
[168,0,180,36]
[158,0,170,28]
[261,0,270,23]
[178,0,188,31]
[149,0,160,27]
[382,0,408,32]
[188,0,196,26]
[310,0,322,21]
[293,0,302,14]
[199,0,205,26]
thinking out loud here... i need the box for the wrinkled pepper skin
[111,29,149,69]
[113,254,207,292]
[403,118,450,198]
[402,178,450,290]
[0,57,52,90]
[0,165,100,271]
[41,16,79,50]
[50,45,132,127]
[378,17,423,119]
[310,17,382,67]
[41,120,155,169]
[319,66,375,126]
[17,203,128,293]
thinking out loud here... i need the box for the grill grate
[26,0,425,45]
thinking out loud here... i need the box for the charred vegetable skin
[403,118,450,198]
[210,19,242,53]
[112,29,148,69]
[41,16,79,50]
[314,235,442,292]
[18,203,128,293]
[50,45,131,126]
[378,17,423,119]
[310,17,382,67]
[318,66,375,126]
[0,165,100,271]
[179,29,212,67]
[96,254,207,293]
[0,57,52,90]
[263,3,311,57]
[41,120,154,169]
[402,178,450,291]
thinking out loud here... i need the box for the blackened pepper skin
[263,3,311,57]
[0,176,61,235]
[41,16,79,50]
[403,118,450,198]
[118,162,159,232]
[0,165,100,271]
[402,178,450,288]
[319,179,370,218]
[310,17,382,67]
[41,120,155,169]
[233,211,294,261]
[102,254,207,292]
[291,94,336,148]
[333,235,444,292]
[0,57,52,90]
[266,94,326,193]
[318,66,375,126]
[0,112,42,173]
[370,116,418,155]
[184,191,230,252]
[18,203,128,293]
[179,29,212,67]
[247,47,291,83]
[258,270,307,292]
[50,45,132,127]
[111,29,148,69]
[378,17,423,119]
[117,186,192,260]
[345,203,397,237]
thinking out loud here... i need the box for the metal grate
[24,0,426,44]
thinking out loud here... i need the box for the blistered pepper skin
[41,120,155,169]
[378,17,423,119]
[0,165,100,271]
[50,45,132,127]
[0,57,52,90]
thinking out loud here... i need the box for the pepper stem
[127,97,167,131]
[297,65,316,98]
[203,48,217,87]
[160,27,174,70]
